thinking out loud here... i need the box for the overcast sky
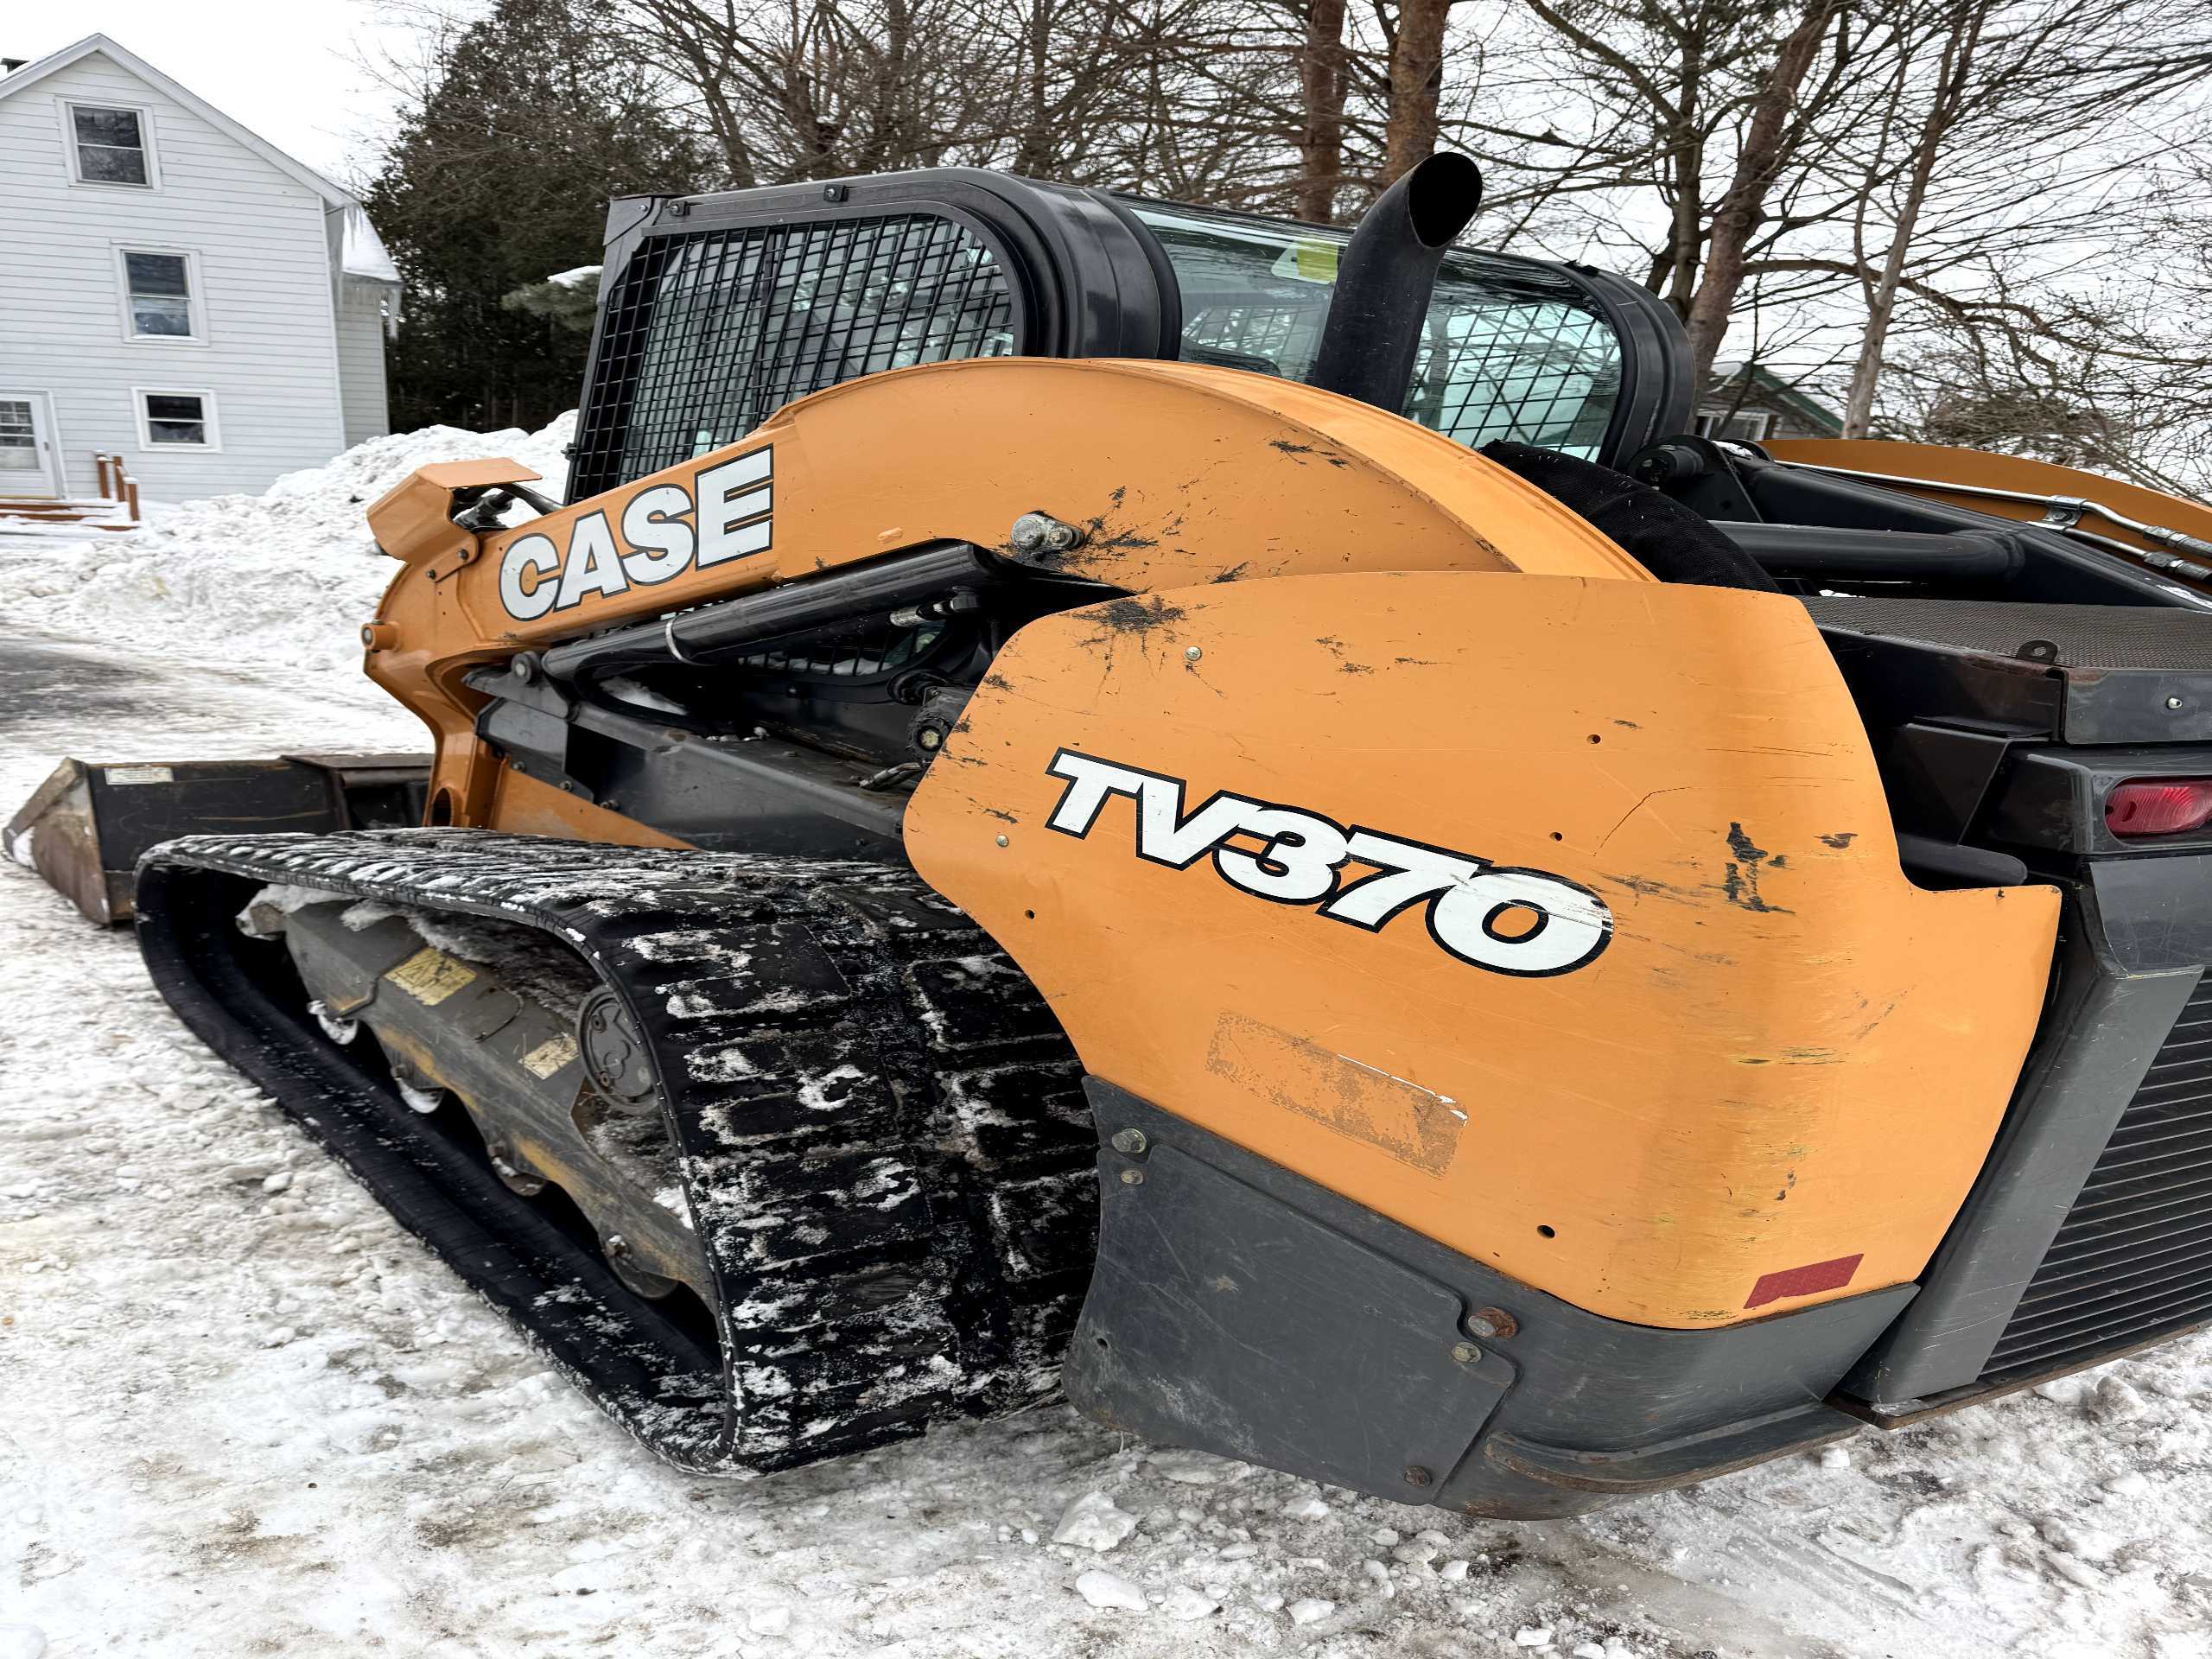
[6,1,441,181]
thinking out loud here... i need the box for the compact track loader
[74,156,2212,1516]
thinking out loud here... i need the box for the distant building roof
[1706,362,1845,437]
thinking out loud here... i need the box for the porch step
[0,499,137,530]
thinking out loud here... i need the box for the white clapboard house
[0,34,401,511]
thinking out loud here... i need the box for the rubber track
[136,829,1096,1475]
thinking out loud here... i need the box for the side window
[136,390,218,449]
[119,250,199,340]
[1128,204,1334,380]
[1126,201,1626,460]
[68,103,155,188]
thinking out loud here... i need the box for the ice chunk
[1287,1599,1334,1626]
[2094,1376,2147,1422]
[1052,1491,1136,1553]
[1516,1628,1554,1649]
[1162,1587,1218,1620]
[1076,1571,1147,1611]
[1281,1494,1330,1520]
[1819,1445,1852,1471]
[0,1627,45,1659]
[1149,1448,1230,1484]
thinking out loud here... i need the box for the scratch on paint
[1720,822,1793,913]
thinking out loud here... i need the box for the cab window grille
[1407,270,1621,455]
[570,214,1016,501]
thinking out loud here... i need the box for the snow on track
[2,423,2210,1657]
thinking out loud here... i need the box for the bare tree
[1297,0,1354,218]
[1382,0,1454,183]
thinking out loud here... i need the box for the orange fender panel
[905,572,2060,1329]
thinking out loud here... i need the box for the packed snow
[3,422,2212,1656]
[2,412,573,683]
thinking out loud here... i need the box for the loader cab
[564,167,1691,506]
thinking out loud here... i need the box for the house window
[1694,409,1773,442]
[136,390,219,449]
[69,103,153,187]
[121,251,197,339]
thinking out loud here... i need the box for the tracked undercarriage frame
[139,830,1094,1473]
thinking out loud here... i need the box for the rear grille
[1984,976,2212,1377]
[569,214,1016,502]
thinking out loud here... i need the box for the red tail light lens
[2105,779,2212,837]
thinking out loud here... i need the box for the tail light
[2105,779,2212,837]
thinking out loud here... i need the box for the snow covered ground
[3,429,2210,1659]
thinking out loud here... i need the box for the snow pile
[0,413,574,686]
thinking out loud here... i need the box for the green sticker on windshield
[1270,240,1339,284]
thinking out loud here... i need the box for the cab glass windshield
[1125,201,1623,458]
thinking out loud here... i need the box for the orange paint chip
[1745,1253,1864,1309]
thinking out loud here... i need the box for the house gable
[0,34,358,211]
[0,36,395,498]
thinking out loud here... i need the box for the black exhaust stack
[1306,153,1483,413]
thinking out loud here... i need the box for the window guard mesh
[569,213,1017,501]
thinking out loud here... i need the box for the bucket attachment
[3,753,429,925]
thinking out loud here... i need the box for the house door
[0,393,62,499]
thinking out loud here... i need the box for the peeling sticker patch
[522,1033,579,1078]
[1205,1012,1465,1174]
[385,946,476,1006]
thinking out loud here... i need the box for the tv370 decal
[1042,749,1613,977]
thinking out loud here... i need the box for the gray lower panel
[1066,1081,1912,1518]
[1073,1141,1515,1501]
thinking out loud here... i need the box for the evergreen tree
[364,0,707,432]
